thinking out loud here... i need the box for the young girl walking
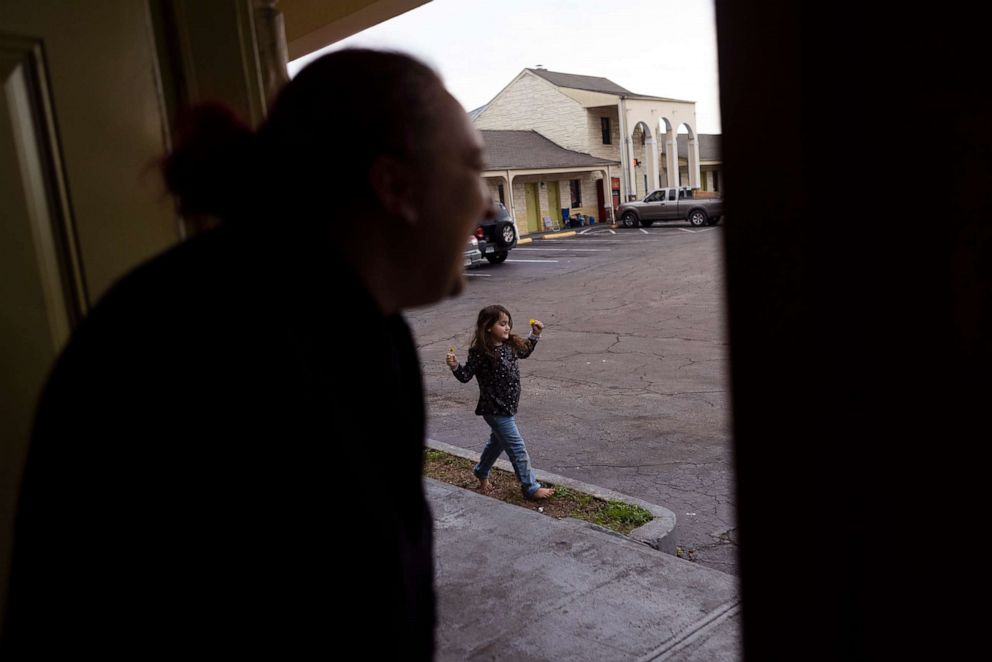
[446,304,554,500]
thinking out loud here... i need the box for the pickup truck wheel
[621,212,638,228]
[688,209,708,227]
[486,250,508,264]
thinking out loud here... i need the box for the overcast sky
[288,0,722,135]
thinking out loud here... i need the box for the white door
[0,1,179,612]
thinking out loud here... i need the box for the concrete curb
[516,237,533,245]
[426,438,678,554]
[537,230,577,240]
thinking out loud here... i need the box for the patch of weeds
[591,501,653,531]
[423,448,653,537]
[675,546,699,562]
[425,449,450,463]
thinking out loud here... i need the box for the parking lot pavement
[414,226,736,575]
[467,226,722,278]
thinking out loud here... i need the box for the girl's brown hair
[470,305,528,360]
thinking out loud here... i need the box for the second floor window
[601,117,611,144]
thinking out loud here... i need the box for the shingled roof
[481,130,619,170]
[526,68,634,96]
[525,68,694,103]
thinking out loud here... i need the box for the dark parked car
[473,202,517,264]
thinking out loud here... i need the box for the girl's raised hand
[446,347,458,368]
[530,319,544,336]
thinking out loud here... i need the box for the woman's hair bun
[162,103,254,218]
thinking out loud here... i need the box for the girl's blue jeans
[474,415,542,498]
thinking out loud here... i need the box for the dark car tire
[688,209,708,227]
[486,251,508,264]
[621,212,638,228]
[494,222,516,247]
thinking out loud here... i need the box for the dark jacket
[1,222,435,658]
[452,337,538,416]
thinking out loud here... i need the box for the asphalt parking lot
[408,224,737,574]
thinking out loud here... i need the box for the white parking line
[639,229,650,234]
[540,241,666,246]
[578,227,615,235]
[465,272,492,277]
[506,259,560,263]
[679,228,697,233]
[515,247,609,252]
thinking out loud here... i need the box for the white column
[601,168,612,223]
[618,98,633,201]
[666,134,679,188]
[505,171,521,236]
[688,136,701,188]
[645,136,659,192]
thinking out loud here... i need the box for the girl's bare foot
[530,487,554,500]
[478,477,493,493]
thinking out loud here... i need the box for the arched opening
[631,121,653,199]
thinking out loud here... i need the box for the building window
[498,183,505,204]
[713,171,720,192]
[601,117,611,144]
[570,179,581,207]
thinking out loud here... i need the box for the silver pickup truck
[616,187,723,228]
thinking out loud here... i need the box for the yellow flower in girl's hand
[529,319,536,326]
[448,346,455,353]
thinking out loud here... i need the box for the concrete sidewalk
[428,478,742,661]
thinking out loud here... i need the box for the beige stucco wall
[485,179,503,205]
[507,176,564,232]
[565,172,606,221]
[499,172,609,233]
[584,106,622,162]
[700,166,722,192]
[474,72,590,153]
[475,74,623,163]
